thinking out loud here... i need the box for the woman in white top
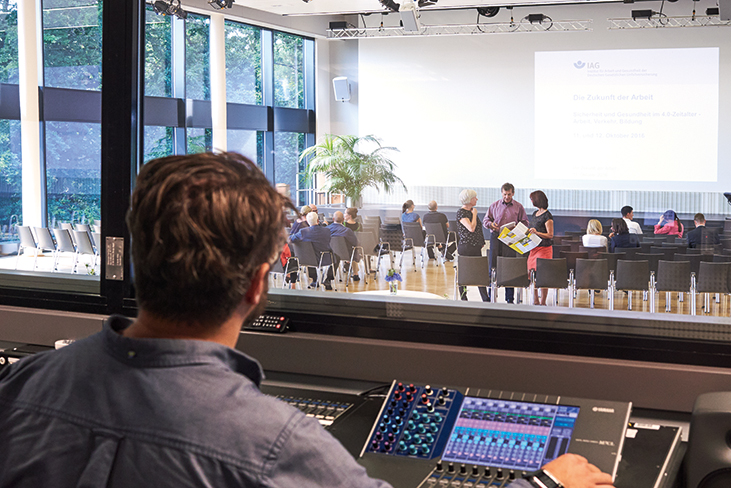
[582,219,608,249]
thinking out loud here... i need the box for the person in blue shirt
[400,199,422,225]
[291,211,335,289]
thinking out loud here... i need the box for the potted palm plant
[299,134,406,208]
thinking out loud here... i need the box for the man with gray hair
[423,200,454,260]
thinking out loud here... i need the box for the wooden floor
[281,252,731,318]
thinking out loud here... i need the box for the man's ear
[245,262,270,306]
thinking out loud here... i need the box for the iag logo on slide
[574,60,600,69]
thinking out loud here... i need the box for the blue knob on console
[430,422,439,433]
[403,431,412,441]
[409,444,419,455]
[425,433,434,443]
[412,413,421,422]
[407,420,415,430]
[421,444,430,454]
[398,441,407,451]
[434,413,443,423]
[418,423,427,433]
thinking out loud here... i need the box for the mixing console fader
[358,380,631,488]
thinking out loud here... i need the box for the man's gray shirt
[0,316,392,487]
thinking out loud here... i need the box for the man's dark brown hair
[127,152,294,325]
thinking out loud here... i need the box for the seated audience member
[328,211,361,281]
[291,211,334,290]
[344,207,362,232]
[400,199,422,225]
[687,213,720,253]
[309,203,327,225]
[0,152,616,488]
[423,200,455,261]
[582,219,608,249]
[290,204,311,236]
[621,205,643,234]
[527,190,553,306]
[654,210,684,237]
[609,218,640,252]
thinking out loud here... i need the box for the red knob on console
[421,393,429,404]
[409,383,416,392]
[397,382,405,391]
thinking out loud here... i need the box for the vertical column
[261,29,274,183]
[209,13,226,152]
[171,16,186,154]
[17,0,43,226]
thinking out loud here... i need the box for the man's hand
[541,454,614,488]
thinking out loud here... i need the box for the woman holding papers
[456,189,489,302]
[527,190,554,306]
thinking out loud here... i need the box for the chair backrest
[356,231,378,256]
[402,222,425,247]
[615,247,640,260]
[34,227,56,252]
[686,248,701,255]
[92,224,102,233]
[60,223,73,231]
[75,223,91,233]
[649,246,677,262]
[574,258,609,290]
[92,232,101,251]
[674,253,712,276]
[713,254,731,263]
[361,224,379,241]
[330,236,353,262]
[73,230,95,255]
[578,245,603,259]
[53,228,75,253]
[639,242,653,254]
[424,222,447,244]
[457,255,491,287]
[636,252,662,275]
[380,224,404,250]
[534,258,569,289]
[496,256,530,288]
[559,251,589,276]
[552,235,565,245]
[17,226,36,248]
[720,238,731,250]
[597,252,624,273]
[290,241,319,267]
[615,259,650,292]
[662,243,688,254]
[696,262,731,294]
[655,260,691,292]
[552,244,571,258]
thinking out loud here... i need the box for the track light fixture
[380,0,400,12]
[477,6,500,17]
[631,9,654,20]
[208,0,234,10]
[152,0,187,19]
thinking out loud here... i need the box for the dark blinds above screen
[441,397,580,470]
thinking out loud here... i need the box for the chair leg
[665,292,671,312]
[704,293,710,314]
[589,290,595,309]
[628,291,633,311]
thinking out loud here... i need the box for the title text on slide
[574,94,653,101]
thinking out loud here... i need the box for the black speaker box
[686,392,731,488]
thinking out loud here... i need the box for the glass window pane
[227,129,262,167]
[273,31,304,109]
[187,128,212,154]
[274,131,305,205]
[0,119,21,239]
[144,6,172,98]
[0,0,19,84]
[225,20,262,105]
[144,126,174,163]
[43,0,102,91]
[185,13,209,101]
[45,121,101,227]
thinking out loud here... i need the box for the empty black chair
[559,251,589,279]
[401,222,426,270]
[574,258,609,309]
[656,260,692,314]
[639,242,653,254]
[615,247,640,260]
[650,246,677,262]
[455,255,490,301]
[552,244,571,258]
[614,260,650,311]
[493,256,530,304]
[674,253,712,277]
[721,238,731,250]
[636,253,662,277]
[598,252,625,276]
[696,262,730,315]
[662,242,688,254]
[578,245,603,259]
[534,258,569,307]
[713,254,731,263]
[686,248,701,255]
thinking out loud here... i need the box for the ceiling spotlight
[152,0,187,19]
[631,9,654,20]
[477,6,500,17]
[208,0,234,10]
[417,0,437,6]
[380,0,400,12]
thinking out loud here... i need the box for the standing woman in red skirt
[527,190,553,306]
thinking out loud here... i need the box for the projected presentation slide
[535,48,719,182]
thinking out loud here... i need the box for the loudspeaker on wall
[686,392,731,488]
[332,76,351,102]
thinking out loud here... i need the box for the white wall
[325,1,731,214]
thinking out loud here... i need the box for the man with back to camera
[687,212,720,253]
[423,200,455,261]
[484,183,529,303]
[620,205,643,235]
[0,152,614,488]
[291,210,335,290]
[327,210,361,281]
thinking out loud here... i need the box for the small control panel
[243,314,288,333]
[419,462,517,488]
[274,395,353,427]
[363,381,463,459]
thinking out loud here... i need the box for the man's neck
[123,309,244,348]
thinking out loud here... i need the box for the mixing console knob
[436,461,444,472]
[383,441,391,451]
[390,399,397,407]
[388,432,395,442]
[418,423,427,433]
[472,465,480,477]
[484,468,491,477]
[425,385,432,395]
[496,469,504,479]
[403,431,412,441]
[441,387,449,396]
[421,444,430,454]
[406,391,413,401]
[408,420,415,430]
[426,402,435,413]
[398,441,407,452]
[391,423,400,432]
[379,422,387,432]
[397,382,405,392]
[394,392,402,401]
[429,422,438,433]
[394,415,402,425]
[509,470,516,480]
[409,444,419,456]
[438,396,446,405]
[386,408,393,415]
[447,463,455,473]
[398,408,406,416]
[383,414,390,422]
[412,413,421,422]
[434,413,443,423]
[371,440,379,450]
[409,383,416,392]
[425,433,434,444]
[375,432,383,440]
[460,464,467,475]
[421,393,429,404]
